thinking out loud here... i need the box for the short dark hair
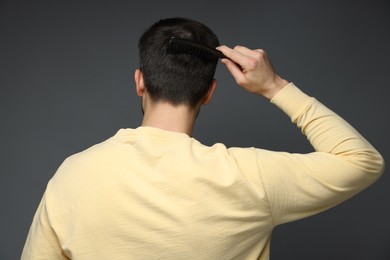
[138,17,220,107]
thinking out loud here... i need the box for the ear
[134,69,146,97]
[201,79,217,105]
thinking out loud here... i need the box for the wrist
[262,76,289,100]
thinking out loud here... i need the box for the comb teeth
[167,37,226,61]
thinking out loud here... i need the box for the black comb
[167,37,227,61]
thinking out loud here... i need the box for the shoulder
[51,134,119,182]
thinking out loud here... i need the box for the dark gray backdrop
[1,0,389,259]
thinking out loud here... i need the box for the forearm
[271,83,384,177]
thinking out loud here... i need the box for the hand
[216,45,289,99]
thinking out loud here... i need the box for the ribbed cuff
[270,83,315,122]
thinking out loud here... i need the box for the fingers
[220,58,246,85]
[217,45,265,71]
[216,44,287,98]
[232,45,257,57]
[217,45,256,86]
[217,45,249,68]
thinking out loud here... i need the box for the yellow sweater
[22,83,384,260]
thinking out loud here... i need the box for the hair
[138,17,220,107]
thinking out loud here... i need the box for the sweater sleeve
[21,187,68,260]
[253,83,384,226]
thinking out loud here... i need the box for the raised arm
[218,45,385,225]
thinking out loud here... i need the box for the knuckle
[247,58,258,69]
[253,52,262,60]
[254,49,266,58]
[254,50,265,58]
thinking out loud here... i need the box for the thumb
[221,58,246,85]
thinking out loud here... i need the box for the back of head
[138,17,220,107]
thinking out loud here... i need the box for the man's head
[137,17,220,108]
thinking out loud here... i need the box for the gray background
[1,0,389,259]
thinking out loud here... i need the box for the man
[22,17,384,259]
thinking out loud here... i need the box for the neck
[141,102,198,136]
